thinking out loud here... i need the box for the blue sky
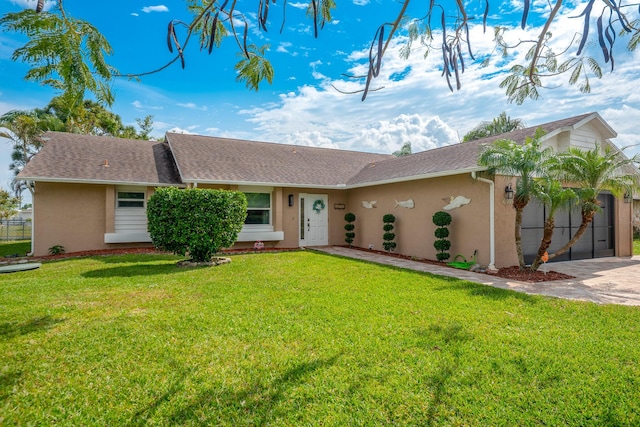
[2,0,640,205]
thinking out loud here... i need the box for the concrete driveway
[313,247,640,306]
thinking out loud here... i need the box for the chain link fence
[0,219,32,241]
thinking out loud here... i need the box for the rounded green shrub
[434,239,451,251]
[147,187,248,262]
[432,211,452,227]
[434,227,449,239]
[436,252,450,262]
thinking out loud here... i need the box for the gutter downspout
[28,185,34,256]
[471,172,496,271]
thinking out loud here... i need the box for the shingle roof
[18,132,182,185]
[347,112,600,186]
[19,112,611,188]
[165,133,392,187]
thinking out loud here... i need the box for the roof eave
[183,178,349,189]
[19,176,185,187]
[345,166,489,189]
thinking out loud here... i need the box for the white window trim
[240,186,274,231]
[104,186,151,244]
[237,186,283,241]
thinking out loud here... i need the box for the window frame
[116,190,146,208]
[239,186,273,231]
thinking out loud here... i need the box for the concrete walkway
[311,247,640,306]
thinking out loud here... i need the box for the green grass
[0,240,31,257]
[1,251,639,425]
[634,237,640,255]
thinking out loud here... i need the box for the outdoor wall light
[504,183,514,200]
[624,192,632,203]
[288,194,294,207]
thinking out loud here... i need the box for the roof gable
[347,112,603,186]
[18,132,182,186]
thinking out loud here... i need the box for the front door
[299,194,328,246]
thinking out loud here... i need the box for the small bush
[147,188,247,262]
[48,245,65,255]
[432,211,452,262]
[382,214,397,252]
[344,212,356,247]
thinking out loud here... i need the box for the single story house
[18,112,635,267]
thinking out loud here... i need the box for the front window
[244,192,271,226]
[117,191,145,208]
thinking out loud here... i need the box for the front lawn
[635,237,640,255]
[1,251,639,425]
[0,240,30,257]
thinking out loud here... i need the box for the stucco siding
[343,174,494,266]
[615,197,633,257]
[33,182,109,256]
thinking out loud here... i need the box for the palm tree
[529,178,577,271]
[0,109,63,197]
[478,128,555,269]
[548,143,640,260]
[463,111,526,142]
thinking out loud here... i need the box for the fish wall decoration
[442,195,471,211]
[394,199,415,209]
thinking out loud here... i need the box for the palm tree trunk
[531,217,554,271]
[549,209,596,260]
[514,207,526,269]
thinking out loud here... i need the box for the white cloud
[237,3,640,158]
[166,126,197,135]
[177,102,207,111]
[288,2,308,10]
[9,0,55,12]
[131,13,139,17]
[141,5,169,13]
[277,42,294,54]
[131,100,163,110]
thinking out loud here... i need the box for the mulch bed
[343,246,574,283]
[23,246,573,283]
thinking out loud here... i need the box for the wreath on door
[312,199,325,214]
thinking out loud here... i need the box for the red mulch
[32,247,163,261]
[28,246,573,283]
[344,246,574,283]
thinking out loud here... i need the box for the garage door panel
[522,193,614,262]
